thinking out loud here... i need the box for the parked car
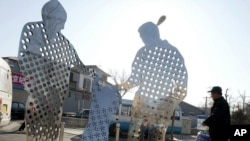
[11,101,25,120]
[62,109,90,118]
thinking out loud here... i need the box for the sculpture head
[138,22,161,46]
[42,0,67,40]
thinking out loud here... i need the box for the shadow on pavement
[70,134,82,141]
[0,131,21,135]
[0,120,22,133]
[166,134,197,141]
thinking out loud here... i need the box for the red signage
[12,72,25,86]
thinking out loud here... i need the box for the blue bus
[109,99,182,135]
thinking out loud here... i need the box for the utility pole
[225,88,229,102]
[204,96,209,115]
[170,109,176,141]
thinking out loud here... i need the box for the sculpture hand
[119,82,134,90]
[171,79,187,99]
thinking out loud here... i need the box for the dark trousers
[18,122,25,131]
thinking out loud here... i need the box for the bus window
[12,102,18,109]
[19,103,25,109]
[121,105,131,116]
[171,110,181,120]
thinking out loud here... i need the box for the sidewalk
[166,134,197,141]
[63,127,197,141]
[0,121,83,135]
[0,120,23,133]
[64,128,83,135]
[0,121,196,141]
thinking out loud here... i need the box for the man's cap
[208,86,222,95]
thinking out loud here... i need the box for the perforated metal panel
[127,22,188,141]
[17,1,90,140]
[82,77,121,141]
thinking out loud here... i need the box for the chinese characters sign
[12,72,25,90]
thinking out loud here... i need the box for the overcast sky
[1,0,250,106]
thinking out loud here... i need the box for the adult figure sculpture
[18,0,88,140]
[123,19,188,141]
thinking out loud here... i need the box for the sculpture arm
[119,81,135,90]
[68,43,88,74]
[126,48,144,86]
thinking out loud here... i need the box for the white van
[0,58,12,126]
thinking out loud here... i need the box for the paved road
[0,132,129,141]
[0,133,196,141]
[0,132,196,141]
[0,121,196,141]
[0,121,127,141]
[0,132,81,141]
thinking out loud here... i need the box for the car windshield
[83,110,89,115]
[78,109,90,114]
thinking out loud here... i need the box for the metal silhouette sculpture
[17,0,91,140]
[82,76,121,141]
[126,17,188,141]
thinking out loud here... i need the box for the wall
[12,89,29,103]
[63,91,83,112]
[179,101,205,116]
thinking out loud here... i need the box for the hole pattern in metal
[127,22,188,141]
[82,77,121,141]
[17,1,91,140]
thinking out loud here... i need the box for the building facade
[63,65,112,112]
[179,101,205,128]
[2,57,112,113]
[63,67,93,112]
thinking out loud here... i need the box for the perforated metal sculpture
[82,76,121,141]
[17,0,90,140]
[125,18,188,141]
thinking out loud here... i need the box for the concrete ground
[0,120,196,141]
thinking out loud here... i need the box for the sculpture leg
[128,118,143,141]
[25,89,63,141]
[147,126,166,141]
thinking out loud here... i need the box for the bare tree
[232,104,236,113]
[238,90,246,113]
[109,69,131,97]
[228,94,233,107]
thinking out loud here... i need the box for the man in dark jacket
[203,86,231,141]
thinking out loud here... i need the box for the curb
[64,128,83,135]
[0,121,22,133]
